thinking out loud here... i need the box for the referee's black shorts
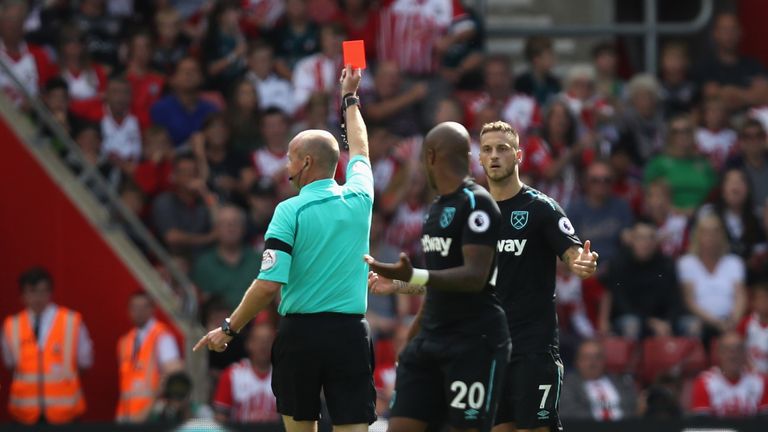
[271,312,377,425]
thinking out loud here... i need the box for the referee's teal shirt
[257,155,374,315]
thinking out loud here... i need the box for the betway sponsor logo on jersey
[497,239,527,256]
[422,235,453,257]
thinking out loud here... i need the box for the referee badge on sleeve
[261,249,277,270]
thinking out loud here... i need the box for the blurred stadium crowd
[2,0,768,425]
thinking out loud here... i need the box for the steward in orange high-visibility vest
[3,307,87,424]
[116,318,175,422]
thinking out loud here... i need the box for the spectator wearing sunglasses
[566,160,633,270]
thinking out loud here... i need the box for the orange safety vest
[3,308,86,424]
[115,320,169,422]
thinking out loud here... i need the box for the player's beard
[483,162,517,184]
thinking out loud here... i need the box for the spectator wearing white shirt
[696,97,737,170]
[690,332,768,417]
[292,23,344,116]
[213,321,279,423]
[643,181,688,258]
[246,42,295,115]
[678,213,748,345]
[560,340,638,421]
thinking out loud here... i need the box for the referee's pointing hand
[193,327,232,353]
[364,252,414,283]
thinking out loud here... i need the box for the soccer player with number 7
[365,121,511,432]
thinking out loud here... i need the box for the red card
[343,40,367,69]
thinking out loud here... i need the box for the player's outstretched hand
[570,240,599,279]
[192,327,233,353]
[368,271,398,295]
[364,252,414,283]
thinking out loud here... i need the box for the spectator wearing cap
[694,12,768,111]
[271,0,321,80]
[124,31,166,129]
[566,160,633,268]
[150,58,219,147]
[690,332,768,417]
[246,178,278,252]
[192,205,260,309]
[2,267,94,424]
[151,153,217,259]
[560,340,638,421]
[659,41,697,118]
[614,74,665,167]
[726,119,768,215]
[71,76,142,163]
[514,36,561,106]
[245,42,296,116]
[599,219,686,340]
[644,114,716,215]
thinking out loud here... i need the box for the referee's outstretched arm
[341,66,369,160]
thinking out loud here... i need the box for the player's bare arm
[193,279,281,352]
[368,271,426,295]
[561,239,599,279]
[365,244,495,293]
[340,66,368,159]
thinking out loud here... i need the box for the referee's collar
[300,178,336,194]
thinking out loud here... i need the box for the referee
[194,66,376,432]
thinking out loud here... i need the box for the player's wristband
[409,268,429,286]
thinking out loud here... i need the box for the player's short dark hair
[480,121,520,149]
[524,36,553,62]
[19,266,53,292]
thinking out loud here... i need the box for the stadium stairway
[482,0,614,73]
[0,92,207,421]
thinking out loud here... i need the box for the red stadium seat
[600,336,638,375]
[640,337,708,384]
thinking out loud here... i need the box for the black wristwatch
[341,93,360,112]
[221,318,238,337]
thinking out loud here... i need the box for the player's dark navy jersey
[496,185,581,353]
[419,180,508,340]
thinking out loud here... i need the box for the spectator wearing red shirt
[71,77,143,162]
[240,0,285,39]
[213,322,279,423]
[125,31,166,129]
[133,126,175,199]
[0,0,56,106]
[696,97,737,171]
[247,107,293,199]
[738,282,768,374]
[292,23,344,115]
[691,332,768,417]
[336,0,379,60]
[57,26,106,103]
[643,181,688,258]
[467,55,540,137]
[377,0,472,76]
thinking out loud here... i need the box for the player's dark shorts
[495,351,564,431]
[271,312,376,425]
[391,333,511,431]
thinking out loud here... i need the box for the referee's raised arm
[341,66,369,160]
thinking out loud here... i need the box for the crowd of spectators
[2,0,768,425]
